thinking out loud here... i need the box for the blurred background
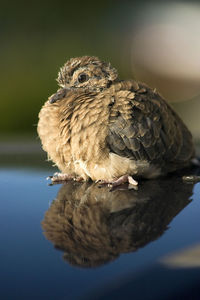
[1,2,200,298]
[1,0,200,141]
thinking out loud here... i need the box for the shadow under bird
[37,56,195,186]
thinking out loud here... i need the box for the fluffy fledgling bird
[37,56,195,186]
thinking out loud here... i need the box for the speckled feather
[37,56,195,181]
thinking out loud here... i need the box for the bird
[37,56,195,186]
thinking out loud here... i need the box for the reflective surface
[0,148,200,299]
[42,179,192,268]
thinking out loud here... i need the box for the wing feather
[107,82,194,170]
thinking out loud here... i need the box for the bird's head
[57,56,118,91]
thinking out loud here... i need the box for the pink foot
[47,172,83,184]
[98,175,138,189]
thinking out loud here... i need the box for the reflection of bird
[37,56,195,186]
[42,176,193,268]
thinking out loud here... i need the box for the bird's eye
[78,73,89,83]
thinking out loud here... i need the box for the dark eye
[78,73,89,83]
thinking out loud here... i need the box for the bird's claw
[46,173,83,185]
[97,175,138,190]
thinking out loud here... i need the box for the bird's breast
[69,95,110,164]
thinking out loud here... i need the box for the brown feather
[37,56,195,181]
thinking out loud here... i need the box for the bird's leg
[110,175,138,187]
[98,175,138,188]
[47,172,84,184]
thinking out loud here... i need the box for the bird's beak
[48,88,68,104]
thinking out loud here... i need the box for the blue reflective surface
[0,153,200,300]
